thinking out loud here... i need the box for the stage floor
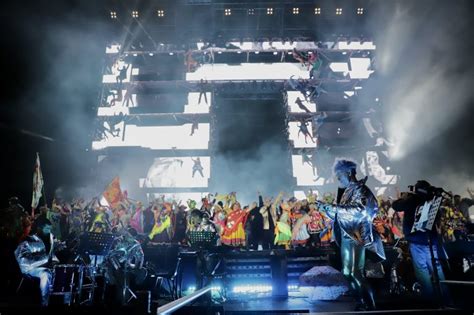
[223,295,355,314]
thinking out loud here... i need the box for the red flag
[31,152,44,216]
[103,176,124,209]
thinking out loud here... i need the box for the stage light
[314,7,321,15]
[160,43,164,46]
[375,97,379,102]
[232,284,272,294]
[273,51,278,55]
[255,51,259,54]
[357,8,364,15]
[292,7,299,15]
[110,11,117,19]
[133,53,137,57]
[132,11,139,18]
[237,50,242,54]
[149,53,154,56]
[267,8,273,15]
[336,8,342,15]
[169,52,174,55]
[248,8,255,15]
[337,127,341,134]
[217,51,222,54]
[157,9,165,17]
[224,8,231,16]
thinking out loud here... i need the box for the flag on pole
[103,176,124,209]
[31,152,44,216]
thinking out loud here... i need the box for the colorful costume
[274,211,292,247]
[221,208,247,246]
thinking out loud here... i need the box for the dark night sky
[0,1,106,206]
[0,0,473,208]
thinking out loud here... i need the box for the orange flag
[103,176,123,209]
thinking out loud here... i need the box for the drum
[51,264,84,294]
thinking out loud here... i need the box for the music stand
[411,196,444,307]
[79,232,116,266]
[77,232,117,305]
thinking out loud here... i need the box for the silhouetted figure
[192,157,204,177]
[295,97,312,113]
[116,63,130,86]
[298,119,316,144]
[198,79,208,104]
[190,121,199,136]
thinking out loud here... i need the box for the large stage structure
[91,1,398,201]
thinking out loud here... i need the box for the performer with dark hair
[316,159,385,310]
[14,218,54,306]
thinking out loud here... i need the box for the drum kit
[48,231,146,306]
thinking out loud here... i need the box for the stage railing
[156,285,212,315]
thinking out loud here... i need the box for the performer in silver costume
[14,218,53,306]
[316,159,385,310]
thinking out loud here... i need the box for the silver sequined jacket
[319,178,386,261]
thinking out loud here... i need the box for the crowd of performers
[1,159,472,310]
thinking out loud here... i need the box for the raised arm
[258,191,264,208]
[316,187,377,220]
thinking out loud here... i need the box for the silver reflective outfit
[14,235,52,306]
[318,178,385,309]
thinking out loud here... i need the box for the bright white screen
[288,122,317,148]
[186,63,309,81]
[291,155,326,186]
[329,58,373,79]
[287,91,317,113]
[102,63,136,83]
[92,123,210,150]
[184,92,211,113]
[361,151,398,185]
[142,157,210,188]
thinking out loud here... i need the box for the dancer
[299,148,316,175]
[295,97,312,113]
[198,79,208,105]
[116,63,130,86]
[297,119,316,144]
[190,120,199,136]
[192,157,204,177]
